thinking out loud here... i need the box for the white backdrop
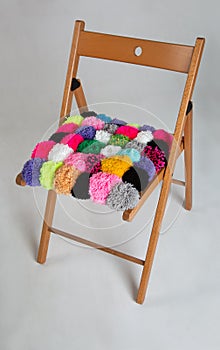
[0,1,220,349]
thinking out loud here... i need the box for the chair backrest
[77,29,194,73]
[61,20,205,161]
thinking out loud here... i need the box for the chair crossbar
[49,226,145,266]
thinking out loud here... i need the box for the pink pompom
[31,140,56,159]
[115,125,139,139]
[81,116,105,130]
[56,123,78,134]
[89,172,122,204]
[153,129,173,151]
[61,133,84,151]
[64,152,87,171]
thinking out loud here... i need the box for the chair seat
[20,111,173,211]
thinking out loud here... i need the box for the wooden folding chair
[16,20,205,304]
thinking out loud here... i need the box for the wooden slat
[78,31,194,73]
[49,226,145,266]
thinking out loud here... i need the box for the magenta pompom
[89,172,122,204]
[31,141,56,160]
[115,125,139,139]
[56,123,78,134]
[153,129,173,151]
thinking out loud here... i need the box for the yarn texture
[21,110,172,211]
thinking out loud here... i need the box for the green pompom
[108,134,129,147]
[127,123,140,128]
[64,115,84,125]
[77,139,105,154]
[40,161,63,189]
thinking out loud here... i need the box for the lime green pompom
[108,134,129,147]
[40,161,63,189]
[127,123,140,128]
[77,139,105,154]
[64,115,84,126]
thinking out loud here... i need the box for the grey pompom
[125,140,146,152]
[103,123,118,134]
[106,182,140,211]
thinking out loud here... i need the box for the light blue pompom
[117,148,141,163]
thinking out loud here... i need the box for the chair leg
[136,171,173,304]
[184,109,193,210]
[37,190,57,264]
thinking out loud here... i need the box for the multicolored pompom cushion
[21,111,173,211]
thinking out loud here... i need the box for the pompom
[49,132,69,143]
[134,156,156,181]
[139,124,156,132]
[95,130,111,144]
[108,134,129,147]
[115,125,139,139]
[101,155,132,177]
[122,167,141,192]
[81,116,105,130]
[117,148,141,163]
[80,111,97,118]
[84,154,105,173]
[125,140,146,152]
[21,158,45,186]
[153,129,173,151]
[55,123,78,134]
[75,125,96,140]
[64,152,87,172]
[142,145,166,173]
[96,114,112,123]
[110,118,126,126]
[90,161,102,175]
[64,115,84,126]
[147,139,170,160]
[89,172,121,204]
[54,164,80,195]
[48,143,73,162]
[61,133,84,151]
[100,145,122,157]
[77,139,105,154]
[106,182,140,211]
[71,172,90,199]
[133,166,150,191]
[40,161,63,190]
[103,123,118,134]
[127,123,140,128]
[31,141,56,159]
[135,130,154,144]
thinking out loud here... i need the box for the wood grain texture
[184,109,193,210]
[78,31,194,73]
[136,37,205,304]
[49,227,145,265]
[37,190,57,264]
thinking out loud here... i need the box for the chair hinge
[70,78,81,91]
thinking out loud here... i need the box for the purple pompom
[22,158,45,186]
[139,124,156,132]
[134,156,156,181]
[75,125,96,139]
[110,118,127,126]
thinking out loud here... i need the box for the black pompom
[122,167,141,192]
[133,166,150,192]
[49,132,69,143]
[81,111,97,117]
[71,172,90,199]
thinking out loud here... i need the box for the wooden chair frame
[16,20,205,304]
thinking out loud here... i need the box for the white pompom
[100,145,122,157]
[95,130,111,144]
[135,130,153,144]
[48,143,73,162]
